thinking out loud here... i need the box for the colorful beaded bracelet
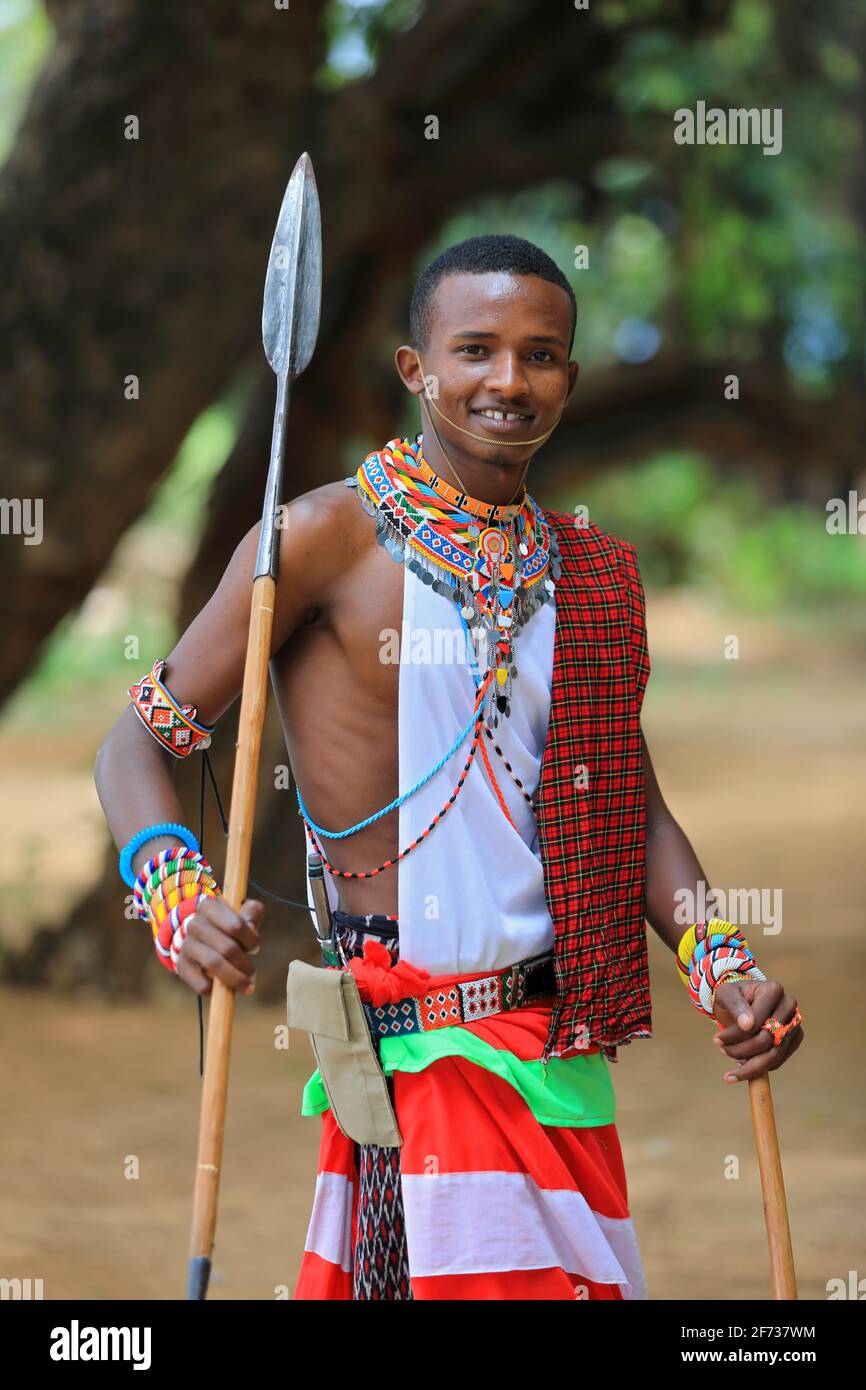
[143,861,218,917]
[676,919,767,1018]
[142,871,220,972]
[132,847,214,919]
[131,847,220,972]
[149,878,215,932]
[154,890,218,971]
[138,863,217,922]
[120,822,200,889]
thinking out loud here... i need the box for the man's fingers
[240,899,264,954]
[715,993,799,1058]
[722,1021,804,1082]
[175,951,214,997]
[714,978,784,1043]
[746,979,790,1030]
[240,898,265,926]
[188,897,261,955]
[183,917,257,992]
[723,1029,795,1082]
[715,1027,774,1062]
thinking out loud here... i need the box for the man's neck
[418,430,530,508]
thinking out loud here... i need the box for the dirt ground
[1,594,864,1300]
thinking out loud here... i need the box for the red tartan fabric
[535,512,652,1065]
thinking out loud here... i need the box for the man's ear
[394,344,426,394]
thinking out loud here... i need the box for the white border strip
[402,1170,647,1296]
[303,1171,354,1273]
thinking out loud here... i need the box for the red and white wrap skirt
[293,1001,647,1301]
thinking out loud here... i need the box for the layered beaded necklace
[348,433,561,723]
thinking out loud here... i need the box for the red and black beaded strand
[484,725,536,809]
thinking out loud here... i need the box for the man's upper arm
[642,730,673,833]
[149,489,344,729]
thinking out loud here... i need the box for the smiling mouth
[472,408,534,425]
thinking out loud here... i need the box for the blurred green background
[2,0,864,735]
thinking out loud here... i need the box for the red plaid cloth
[535,513,652,1065]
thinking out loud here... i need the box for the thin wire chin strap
[414,352,569,448]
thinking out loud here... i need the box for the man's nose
[484,354,531,396]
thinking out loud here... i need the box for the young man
[95,235,804,1301]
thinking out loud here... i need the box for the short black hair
[409,233,577,357]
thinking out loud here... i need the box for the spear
[187,152,322,1300]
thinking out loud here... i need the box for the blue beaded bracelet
[119,822,201,889]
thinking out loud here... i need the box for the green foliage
[318,0,423,89]
[611,0,864,395]
[556,451,866,612]
[146,392,243,532]
[0,0,52,164]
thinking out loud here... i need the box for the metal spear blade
[262,151,322,379]
[255,152,322,581]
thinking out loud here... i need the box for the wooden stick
[187,574,276,1300]
[748,1074,797,1299]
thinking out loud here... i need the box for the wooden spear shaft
[187,572,277,1299]
[748,1074,797,1298]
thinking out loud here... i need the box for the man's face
[412,270,578,468]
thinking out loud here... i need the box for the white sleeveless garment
[307,562,556,975]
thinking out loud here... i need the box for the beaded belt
[363,951,556,1043]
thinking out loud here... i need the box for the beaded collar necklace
[347,432,562,723]
[414,452,526,522]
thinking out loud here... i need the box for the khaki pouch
[286,959,402,1147]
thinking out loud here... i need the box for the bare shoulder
[275,476,373,610]
[279,476,368,544]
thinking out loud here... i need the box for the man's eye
[457,344,485,355]
[531,350,555,362]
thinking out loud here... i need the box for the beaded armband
[128,658,215,759]
[676,918,767,1019]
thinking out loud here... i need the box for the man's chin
[469,436,535,470]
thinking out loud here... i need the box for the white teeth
[479,409,527,421]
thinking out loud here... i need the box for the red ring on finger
[762,1007,802,1047]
